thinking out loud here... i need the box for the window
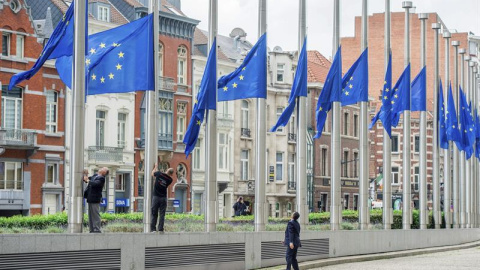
[414,166,419,192]
[193,140,201,170]
[177,102,187,142]
[353,152,358,178]
[414,135,420,153]
[288,113,296,135]
[343,112,349,135]
[241,101,249,129]
[46,91,58,133]
[158,96,173,148]
[391,135,399,152]
[177,46,187,85]
[323,114,328,132]
[115,174,126,191]
[291,65,297,82]
[241,150,249,180]
[16,35,24,58]
[96,110,106,146]
[276,107,284,132]
[9,0,20,13]
[46,163,57,184]
[344,194,350,210]
[288,153,295,183]
[277,63,285,82]
[98,6,110,22]
[287,202,292,217]
[276,152,284,181]
[342,151,349,177]
[1,87,22,130]
[392,167,399,185]
[158,43,164,76]
[218,133,228,170]
[117,113,126,148]
[0,162,23,190]
[321,148,327,176]
[354,114,359,137]
[2,33,10,56]
[218,101,229,119]
[275,202,280,218]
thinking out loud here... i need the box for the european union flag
[8,2,75,90]
[459,87,475,158]
[391,64,411,127]
[313,46,342,139]
[218,34,267,101]
[446,83,461,143]
[271,38,307,132]
[55,14,154,95]
[341,48,368,106]
[475,110,480,159]
[183,40,217,157]
[411,66,426,111]
[369,51,393,137]
[438,80,449,149]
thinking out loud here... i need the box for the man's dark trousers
[286,246,299,270]
[151,196,167,231]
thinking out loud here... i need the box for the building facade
[0,0,66,216]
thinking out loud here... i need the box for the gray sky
[181,0,480,58]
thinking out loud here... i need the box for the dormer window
[98,5,110,22]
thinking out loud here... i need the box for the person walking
[233,196,247,216]
[84,167,108,233]
[151,164,174,233]
[283,212,301,270]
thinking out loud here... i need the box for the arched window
[158,43,164,76]
[159,162,169,172]
[177,163,187,184]
[177,45,187,85]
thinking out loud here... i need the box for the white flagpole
[68,0,86,234]
[331,0,342,231]
[255,0,267,232]
[460,49,467,229]
[443,30,452,229]
[452,40,460,229]
[401,1,412,230]
[432,22,441,229]
[144,0,159,232]
[419,13,428,230]
[296,0,309,227]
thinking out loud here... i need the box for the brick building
[0,0,66,216]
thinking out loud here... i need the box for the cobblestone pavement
[312,247,480,270]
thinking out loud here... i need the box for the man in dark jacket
[84,167,108,233]
[151,164,174,233]
[283,212,301,270]
[233,196,247,216]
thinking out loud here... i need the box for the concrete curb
[261,240,480,270]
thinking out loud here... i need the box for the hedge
[0,210,446,230]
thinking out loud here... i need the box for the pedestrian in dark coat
[283,212,301,270]
[151,164,174,233]
[84,167,108,233]
[233,196,247,216]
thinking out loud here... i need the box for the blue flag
[313,46,342,139]
[8,2,75,90]
[411,66,426,112]
[271,38,307,132]
[391,64,411,127]
[218,34,267,101]
[459,87,475,158]
[446,83,461,143]
[438,80,449,149]
[183,40,217,157]
[341,48,368,106]
[475,110,480,159]
[369,51,393,137]
[55,14,154,95]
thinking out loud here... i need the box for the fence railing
[241,128,251,138]
[288,133,297,142]
[87,146,123,163]
[0,128,36,147]
[159,76,176,91]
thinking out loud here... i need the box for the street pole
[443,30,451,229]
[459,49,466,229]
[331,0,342,231]
[402,1,412,230]
[255,0,268,232]
[452,40,460,229]
[475,71,480,228]
[68,0,86,233]
[205,0,218,232]
[419,13,428,230]
[432,22,441,229]
[359,0,369,231]
[296,0,309,227]
[383,0,393,230]
[143,0,159,233]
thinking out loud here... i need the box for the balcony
[288,133,297,143]
[159,133,173,150]
[287,181,296,193]
[218,113,234,129]
[87,146,123,163]
[175,142,186,153]
[159,76,176,91]
[241,128,251,138]
[0,129,37,149]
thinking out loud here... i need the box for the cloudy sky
[181,0,480,58]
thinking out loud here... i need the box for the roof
[110,0,187,22]
[193,28,252,63]
[307,50,331,84]
[25,0,65,27]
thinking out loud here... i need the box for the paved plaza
[312,247,480,270]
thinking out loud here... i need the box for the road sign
[173,200,180,208]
